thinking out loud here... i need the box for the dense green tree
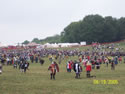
[32,38,41,44]
[22,40,30,44]
[40,34,61,44]
[61,14,125,44]
[117,17,125,40]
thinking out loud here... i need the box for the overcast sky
[0,0,125,45]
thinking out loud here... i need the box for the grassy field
[0,55,125,94]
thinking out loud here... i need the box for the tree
[22,40,30,44]
[32,38,40,44]
[61,14,125,44]
[40,34,61,44]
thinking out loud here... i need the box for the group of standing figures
[48,56,96,80]
[1,43,125,80]
[66,59,94,79]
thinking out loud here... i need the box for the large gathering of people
[0,43,125,79]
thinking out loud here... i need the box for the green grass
[0,56,125,94]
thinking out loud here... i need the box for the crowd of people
[0,43,125,79]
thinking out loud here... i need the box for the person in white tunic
[73,61,82,79]
[0,64,2,74]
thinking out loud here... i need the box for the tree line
[22,35,61,44]
[23,14,125,44]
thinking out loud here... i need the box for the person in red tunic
[48,61,59,80]
[86,61,92,78]
[118,56,122,63]
[67,61,72,72]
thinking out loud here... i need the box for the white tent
[58,43,79,47]
[80,41,86,45]
[0,42,7,47]
[44,43,59,48]
[27,42,40,46]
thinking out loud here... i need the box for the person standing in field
[118,56,122,64]
[124,56,125,64]
[86,61,92,78]
[13,56,17,69]
[114,56,118,65]
[66,61,72,72]
[73,61,82,79]
[96,59,100,69]
[48,61,59,80]
[39,56,45,65]
[91,59,95,69]
[35,54,38,63]
[30,55,34,63]
[58,54,62,64]
[0,64,2,74]
[105,58,109,67]
[24,62,28,73]
[111,57,115,70]
[20,62,25,72]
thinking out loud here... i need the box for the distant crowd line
[0,43,125,79]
